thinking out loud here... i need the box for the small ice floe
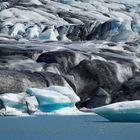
[92,101,140,122]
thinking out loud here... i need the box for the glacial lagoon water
[0,115,140,140]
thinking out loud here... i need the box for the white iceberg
[26,86,80,112]
[0,86,82,115]
[0,93,26,109]
[92,101,140,122]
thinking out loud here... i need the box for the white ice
[47,86,80,103]
[92,100,140,122]
[0,93,26,108]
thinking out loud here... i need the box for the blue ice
[92,101,140,122]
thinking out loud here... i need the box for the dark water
[0,115,140,140]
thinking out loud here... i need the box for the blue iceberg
[92,101,140,122]
[26,86,80,112]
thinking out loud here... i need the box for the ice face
[92,101,140,122]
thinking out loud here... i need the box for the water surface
[0,115,140,140]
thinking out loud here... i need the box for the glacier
[0,0,140,122]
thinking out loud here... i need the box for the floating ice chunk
[26,86,80,112]
[47,86,80,103]
[92,101,140,122]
